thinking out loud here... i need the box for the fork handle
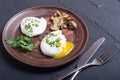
[55,63,94,80]
[70,70,80,80]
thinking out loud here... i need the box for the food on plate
[5,35,36,51]
[5,11,76,58]
[50,10,77,30]
[40,30,74,58]
[21,17,47,37]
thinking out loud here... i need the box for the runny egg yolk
[53,42,74,58]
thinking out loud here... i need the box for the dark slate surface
[0,0,120,80]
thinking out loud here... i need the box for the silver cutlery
[70,37,105,80]
[55,44,117,80]
[55,37,105,80]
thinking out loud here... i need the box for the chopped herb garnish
[45,33,61,47]
[5,35,36,51]
[32,24,34,26]
[25,24,33,32]
[31,20,33,23]
[35,24,38,27]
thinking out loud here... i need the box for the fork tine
[99,44,117,63]
[103,49,117,62]
[102,48,117,61]
[99,44,115,58]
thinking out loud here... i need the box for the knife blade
[70,37,105,80]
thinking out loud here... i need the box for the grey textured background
[0,0,120,80]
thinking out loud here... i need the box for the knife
[55,37,105,80]
[70,37,105,80]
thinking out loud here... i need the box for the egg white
[40,30,66,57]
[21,17,47,37]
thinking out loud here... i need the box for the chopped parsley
[24,18,40,33]
[45,33,61,47]
[25,24,33,32]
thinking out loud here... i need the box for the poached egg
[21,17,47,37]
[40,30,74,58]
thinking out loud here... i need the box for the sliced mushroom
[62,13,69,18]
[50,10,77,30]
[66,17,73,21]
[61,24,67,29]
[56,10,62,17]
[50,23,60,30]
[68,21,77,29]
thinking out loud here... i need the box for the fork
[55,45,117,80]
